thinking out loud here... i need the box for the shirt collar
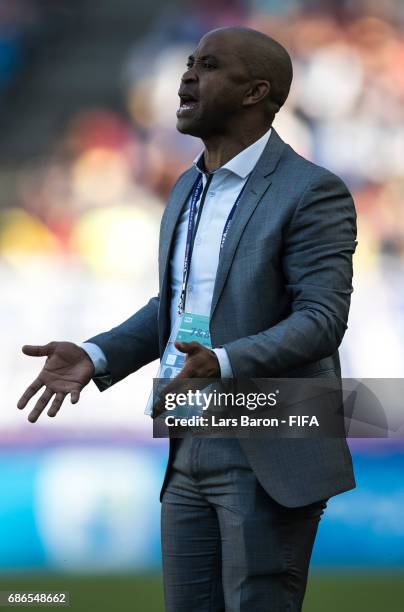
[193,127,272,179]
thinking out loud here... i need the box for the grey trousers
[161,436,327,612]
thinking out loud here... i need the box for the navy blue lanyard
[178,173,247,314]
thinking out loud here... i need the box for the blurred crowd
[0,0,39,93]
[1,0,404,375]
[0,0,70,93]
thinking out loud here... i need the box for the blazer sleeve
[85,295,160,391]
[223,170,357,377]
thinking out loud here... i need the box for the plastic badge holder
[145,312,211,417]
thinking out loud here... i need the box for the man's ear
[242,80,271,108]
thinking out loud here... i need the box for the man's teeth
[180,101,198,109]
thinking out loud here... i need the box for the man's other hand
[174,341,220,378]
[17,342,95,423]
[151,342,220,417]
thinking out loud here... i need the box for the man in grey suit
[18,27,356,611]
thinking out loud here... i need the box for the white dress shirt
[81,127,272,377]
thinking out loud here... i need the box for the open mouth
[177,94,199,116]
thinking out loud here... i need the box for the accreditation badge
[144,312,211,416]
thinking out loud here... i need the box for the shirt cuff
[80,342,109,376]
[212,347,234,378]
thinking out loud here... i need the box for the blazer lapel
[158,167,199,350]
[159,167,199,285]
[210,128,287,320]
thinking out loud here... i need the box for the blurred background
[0,0,403,610]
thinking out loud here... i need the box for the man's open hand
[17,342,95,423]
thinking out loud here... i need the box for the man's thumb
[175,341,200,355]
[22,343,55,357]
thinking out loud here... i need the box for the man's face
[176,32,250,138]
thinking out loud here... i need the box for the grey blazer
[88,128,357,507]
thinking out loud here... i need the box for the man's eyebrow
[200,54,218,62]
[187,54,219,63]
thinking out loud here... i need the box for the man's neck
[201,125,270,173]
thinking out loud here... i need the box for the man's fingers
[153,372,207,416]
[152,375,186,417]
[47,393,66,418]
[17,378,43,410]
[22,343,55,357]
[158,370,191,398]
[70,390,80,404]
[28,388,54,423]
[155,351,205,405]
